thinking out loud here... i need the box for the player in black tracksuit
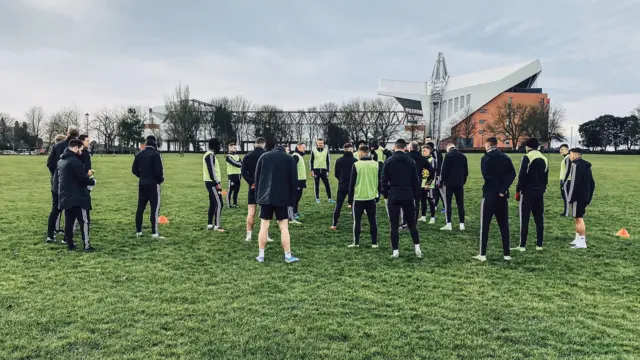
[427,142,444,210]
[566,148,595,249]
[331,143,357,228]
[476,137,516,261]
[241,138,267,241]
[132,135,165,238]
[407,142,432,224]
[514,138,549,250]
[46,128,79,242]
[53,139,96,251]
[382,139,422,258]
[440,144,469,230]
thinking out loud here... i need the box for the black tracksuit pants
[313,169,332,200]
[293,181,305,215]
[332,188,349,226]
[136,184,161,234]
[421,189,436,217]
[561,180,571,216]
[480,195,510,256]
[387,199,419,250]
[353,200,377,245]
[445,185,465,224]
[519,193,544,247]
[227,174,241,206]
[205,181,223,227]
[64,206,90,250]
[47,191,63,239]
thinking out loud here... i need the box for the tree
[369,97,403,146]
[229,96,253,151]
[487,100,528,149]
[25,106,45,146]
[46,108,81,146]
[92,108,121,151]
[454,106,476,148]
[209,97,236,149]
[317,102,339,149]
[118,107,145,152]
[253,105,287,149]
[163,85,200,156]
[0,113,13,150]
[578,120,602,150]
[522,103,566,147]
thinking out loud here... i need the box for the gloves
[515,192,521,201]
[215,183,221,192]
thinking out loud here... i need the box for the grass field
[1,152,639,359]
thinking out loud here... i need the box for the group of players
[44,126,596,263]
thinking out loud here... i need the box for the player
[407,141,432,225]
[474,137,516,262]
[203,139,225,232]
[559,144,572,216]
[291,142,307,224]
[382,139,422,258]
[309,138,333,203]
[225,142,242,208]
[566,148,595,249]
[440,143,469,231]
[331,143,357,230]
[419,145,436,224]
[254,144,299,263]
[347,145,379,248]
[241,138,272,242]
[132,135,165,239]
[513,138,548,251]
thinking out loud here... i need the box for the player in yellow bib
[309,138,334,204]
[203,139,225,232]
[225,142,242,208]
[291,142,307,223]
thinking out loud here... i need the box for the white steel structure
[378,53,543,144]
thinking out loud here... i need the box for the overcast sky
[2,0,640,134]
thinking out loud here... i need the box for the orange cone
[222,191,228,196]
[616,228,630,239]
[158,215,169,224]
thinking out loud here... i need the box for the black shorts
[572,201,587,218]
[248,188,257,205]
[297,180,307,189]
[260,204,290,221]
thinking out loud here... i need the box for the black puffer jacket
[381,151,421,201]
[47,137,73,175]
[132,143,164,185]
[55,148,95,210]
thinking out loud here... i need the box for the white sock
[415,244,421,252]
[258,248,265,257]
[460,223,464,227]
[392,250,399,256]
[431,217,436,221]
[285,251,292,258]
[446,223,452,227]
[246,231,252,237]
[575,233,579,240]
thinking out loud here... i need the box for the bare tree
[445,117,460,148]
[25,106,45,141]
[230,95,253,150]
[163,84,200,156]
[46,107,81,145]
[92,108,121,151]
[369,97,402,145]
[339,99,365,142]
[522,103,566,147]
[455,106,476,148]
[487,100,528,149]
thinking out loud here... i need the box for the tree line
[578,108,640,151]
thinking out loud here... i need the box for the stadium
[378,53,549,148]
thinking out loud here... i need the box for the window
[454,97,459,112]
[479,109,487,114]
[466,94,471,106]
[448,99,453,116]
[478,130,484,135]
[508,97,513,104]
[479,119,486,124]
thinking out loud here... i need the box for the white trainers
[504,256,512,261]
[415,250,423,258]
[418,216,427,222]
[245,235,252,242]
[440,224,452,231]
[473,255,487,262]
[267,237,274,242]
[151,234,165,240]
[347,243,359,248]
[136,232,142,238]
[290,219,302,225]
[570,238,578,245]
[459,223,465,231]
[207,225,214,230]
[511,247,526,252]
[428,218,436,224]
[372,244,379,249]
[536,246,543,251]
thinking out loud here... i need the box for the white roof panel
[446,60,540,91]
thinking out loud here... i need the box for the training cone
[222,191,228,196]
[158,216,169,224]
[615,228,630,239]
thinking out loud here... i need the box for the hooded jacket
[254,146,298,207]
[567,158,595,204]
[334,151,357,191]
[441,147,469,187]
[55,148,95,210]
[47,136,74,175]
[381,151,421,201]
[132,141,164,185]
[408,150,434,188]
[481,148,516,197]
[515,149,549,196]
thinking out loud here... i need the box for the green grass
[1,153,638,359]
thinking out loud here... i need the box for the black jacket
[335,151,357,191]
[80,148,92,172]
[132,144,164,185]
[382,151,421,201]
[441,148,468,187]
[481,148,516,197]
[254,146,298,207]
[241,147,266,185]
[432,148,444,178]
[408,150,434,188]
[46,137,73,175]
[55,149,95,210]
[515,151,549,196]
[567,158,595,204]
